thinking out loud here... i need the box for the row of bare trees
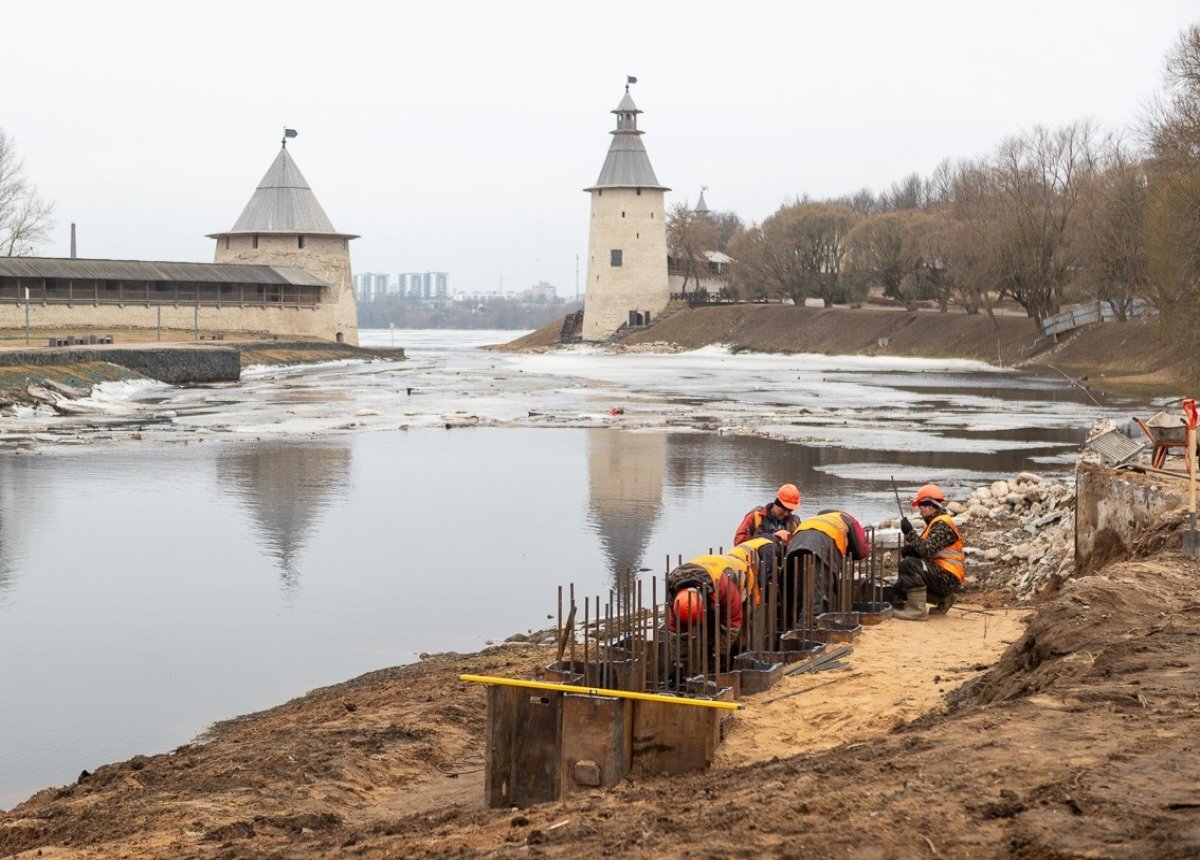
[698,121,1144,328]
[667,24,1200,334]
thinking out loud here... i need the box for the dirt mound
[486,317,565,352]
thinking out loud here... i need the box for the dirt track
[3,501,1198,859]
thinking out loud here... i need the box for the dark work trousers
[896,557,960,602]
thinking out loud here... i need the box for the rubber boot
[929,590,956,616]
[893,587,928,621]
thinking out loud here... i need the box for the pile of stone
[950,472,1076,601]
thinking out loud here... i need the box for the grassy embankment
[497,304,1180,397]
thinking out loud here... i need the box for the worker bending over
[894,484,964,621]
[783,509,870,623]
[667,554,746,673]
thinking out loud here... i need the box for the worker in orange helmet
[782,509,871,624]
[733,483,802,547]
[894,483,965,621]
[666,555,745,672]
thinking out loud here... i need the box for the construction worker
[733,483,802,547]
[782,510,871,624]
[894,484,965,621]
[666,554,745,672]
[728,532,788,651]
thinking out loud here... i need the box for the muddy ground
[2,495,1198,859]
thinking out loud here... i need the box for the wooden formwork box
[484,686,632,808]
[629,698,721,777]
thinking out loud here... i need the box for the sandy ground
[718,605,1027,769]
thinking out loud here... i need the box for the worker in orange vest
[666,554,746,672]
[894,484,965,621]
[733,483,801,546]
[782,509,870,623]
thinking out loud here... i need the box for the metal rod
[458,674,742,710]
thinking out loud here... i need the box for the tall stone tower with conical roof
[209,140,359,345]
[581,83,670,341]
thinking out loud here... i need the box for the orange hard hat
[672,588,704,626]
[776,483,801,510]
[912,483,947,507]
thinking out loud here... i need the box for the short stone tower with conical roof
[209,139,359,345]
[581,82,670,341]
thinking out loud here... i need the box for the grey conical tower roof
[214,146,354,236]
[584,87,669,192]
[695,189,710,214]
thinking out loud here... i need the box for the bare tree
[727,208,808,303]
[940,160,1002,321]
[708,210,743,253]
[1071,138,1148,320]
[846,211,912,299]
[990,122,1097,325]
[1145,23,1200,373]
[787,202,859,306]
[666,202,719,294]
[0,129,54,256]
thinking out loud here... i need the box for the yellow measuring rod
[459,674,743,711]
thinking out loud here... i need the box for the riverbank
[3,463,1198,858]
[499,306,1179,397]
[0,339,405,409]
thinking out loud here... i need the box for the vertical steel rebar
[583,595,590,685]
[569,584,577,666]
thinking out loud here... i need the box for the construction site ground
[3,506,1198,859]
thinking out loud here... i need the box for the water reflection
[216,443,352,587]
[586,430,664,586]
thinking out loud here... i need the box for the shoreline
[1,469,1076,812]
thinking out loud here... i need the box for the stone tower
[581,83,670,341]
[209,141,360,345]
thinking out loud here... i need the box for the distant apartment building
[522,281,558,303]
[353,272,395,301]
[355,271,448,302]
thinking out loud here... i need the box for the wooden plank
[630,699,719,777]
[484,685,519,808]
[485,686,564,808]
[560,694,631,794]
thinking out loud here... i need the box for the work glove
[900,517,914,535]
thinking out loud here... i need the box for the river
[0,329,1150,808]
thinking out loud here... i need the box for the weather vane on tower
[281,127,298,148]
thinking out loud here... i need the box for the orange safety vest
[690,554,755,604]
[922,513,965,582]
[794,512,850,556]
[727,540,772,605]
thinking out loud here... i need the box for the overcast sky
[4,1,1196,297]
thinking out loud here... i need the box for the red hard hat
[672,589,704,626]
[911,483,947,507]
[776,483,801,510]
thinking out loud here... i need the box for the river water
[0,329,1151,808]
